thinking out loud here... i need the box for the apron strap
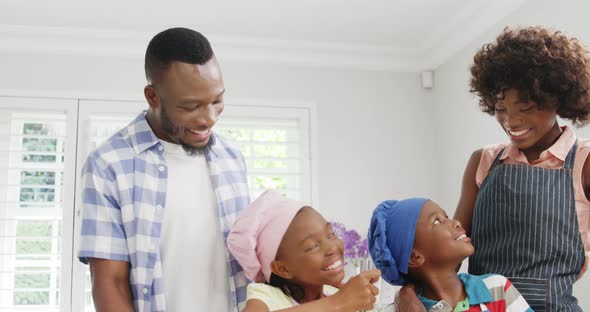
[488,147,506,172]
[563,141,577,170]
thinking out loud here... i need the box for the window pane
[13,291,50,305]
[253,145,287,158]
[19,188,55,203]
[20,171,56,185]
[0,109,66,311]
[22,138,57,153]
[252,129,287,142]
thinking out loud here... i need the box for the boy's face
[272,207,345,288]
[412,201,474,268]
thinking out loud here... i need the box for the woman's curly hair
[470,26,590,126]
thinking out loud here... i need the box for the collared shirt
[78,112,250,312]
[418,274,533,312]
[476,125,590,256]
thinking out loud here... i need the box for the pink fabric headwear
[227,190,306,283]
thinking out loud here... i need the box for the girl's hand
[332,269,381,311]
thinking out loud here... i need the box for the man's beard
[160,104,211,155]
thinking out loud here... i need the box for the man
[78,27,250,312]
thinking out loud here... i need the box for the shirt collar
[417,273,493,311]
[500,125,575,163]
[128,111,161,155]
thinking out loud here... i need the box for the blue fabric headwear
[367,198,428,286]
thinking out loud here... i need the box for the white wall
[224,62,438,233]
[0,51,438,236]
[433,0,590,306]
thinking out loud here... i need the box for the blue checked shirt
[78,112,251,312]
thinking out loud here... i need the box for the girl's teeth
[456,234,467,240]
[324,260,342,270]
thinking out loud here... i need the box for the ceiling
[0,0,527,71]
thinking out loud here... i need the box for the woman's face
[494,88,559,151]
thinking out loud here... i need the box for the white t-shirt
[159,140,230,311]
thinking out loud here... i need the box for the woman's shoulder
[481,143,508,156]
[474,143,508,186]
[577,137,590,149]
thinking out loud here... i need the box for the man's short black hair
[145,27,214,83]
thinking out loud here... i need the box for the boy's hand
[395,284,426,312]
[332,269,381,311]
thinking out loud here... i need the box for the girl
[454,26,590,311]
[227,190,381,311]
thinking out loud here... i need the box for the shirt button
[143,288,149,295]
[158,145,164,151]
[434,303,444,309]
[158,166,165,172]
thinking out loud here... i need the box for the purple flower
[331,222,346,240]
[330,221,369,266]
[343,229,361,259]
[358,238,368,258]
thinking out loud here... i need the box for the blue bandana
[367,198,428,286]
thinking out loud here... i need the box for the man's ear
[144,85,160,109]
[270,260,294,280]
[408,249,425,269]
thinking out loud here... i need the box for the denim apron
[469,144,585,311]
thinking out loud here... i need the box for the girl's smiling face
[272,207,345,289]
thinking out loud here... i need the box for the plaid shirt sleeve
[78,152,130,263]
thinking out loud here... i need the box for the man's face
[146,57,225,152]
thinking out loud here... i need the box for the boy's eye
[495,107,506,112]
[328,232,336,239]
[520,106,535,112]
[433,219,441,225]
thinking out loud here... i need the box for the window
[0,98,77,312]
[0,97,314,311]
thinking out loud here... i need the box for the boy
[368,198,532,311]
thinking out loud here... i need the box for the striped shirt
[418,273,533,312]
[78,112,250,312]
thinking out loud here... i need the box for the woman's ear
[270,260,294,280]
[408,250,425,269]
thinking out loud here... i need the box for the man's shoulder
[85,124,137,170]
